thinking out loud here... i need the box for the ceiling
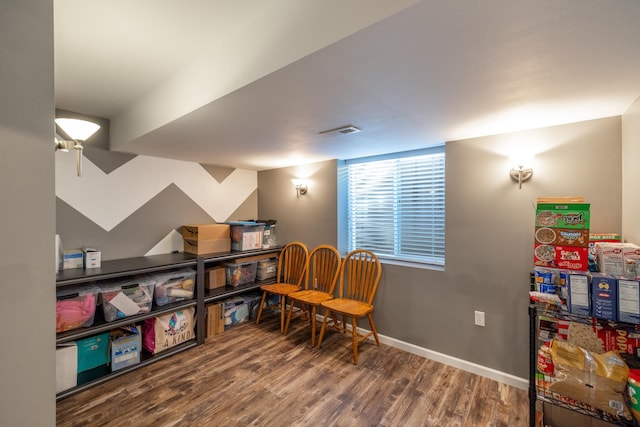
[54,0,640,171]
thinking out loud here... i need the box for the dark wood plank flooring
[57,314,528,426]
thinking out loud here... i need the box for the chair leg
[368,313,380,346]
[284,299,296,335]
[352,316,358,365]
[279,295,286,334]
[317,308,330,349]
[255,291,268,325]
[310,305,317,347]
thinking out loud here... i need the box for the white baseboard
[376,332,529,391]
[355,326,528,390]
[314,314,528,391]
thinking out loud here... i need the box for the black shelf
[56,253,198,287]
[203,278,276,303]
[55,340,198,401]
[56,298,197,344]
[56,246,283,401]
[529,304,640,427]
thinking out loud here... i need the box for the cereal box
[534,227,589,247]
[534,244,589,271]
[535,203,590,229]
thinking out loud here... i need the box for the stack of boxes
[533,201,591,271]
[532,200,593,318]
[182,223,231,255]
[531,198,640,324]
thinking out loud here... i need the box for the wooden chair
[283,245,341,347]
[317,249,382,364]
[255,242,309,333]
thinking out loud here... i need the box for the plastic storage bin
[99,277,155,322]
[225,261,258,286]
[256,257,278,281]
[227,221,265,251]
[150,268,196,306]
[56,284,100,333]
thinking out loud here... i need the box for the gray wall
[0,1,56,425]
[622,96,640,243]
[258,116,622,379]
[258,160,338,249]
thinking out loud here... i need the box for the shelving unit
[529,303,639,427]
[56,248,281,400]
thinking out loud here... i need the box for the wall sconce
[291,179,308,198]
[510,165,533,189]
[55,118,100,177]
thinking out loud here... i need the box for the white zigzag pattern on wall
[55,153,257,232]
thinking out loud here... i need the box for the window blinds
[346,148,445,266]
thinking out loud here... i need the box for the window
[341,147,445,267]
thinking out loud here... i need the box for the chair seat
[259,282,300,296]
[321,298,373,317]
[289,290,333,305]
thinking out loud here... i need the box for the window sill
[378,257,444,271]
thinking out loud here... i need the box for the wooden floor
[57,314,529,427]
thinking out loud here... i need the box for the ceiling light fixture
[318,125,361,136]
[55,118,100,177]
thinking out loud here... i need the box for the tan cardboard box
[184,238,231,255]
[206,302,225,338]
[182,224,230,240]
[205,266,226,290]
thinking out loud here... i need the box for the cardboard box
[568,273,590,316]
[182,223,230,240]
[227,222,265,251]
[82,247,101,268]
[534,227,589,247]
[110,326,141,372]
[618,278,640,324]
[623,243,640,279]
[183,238,231,255]
[205,266,226,290]
[595,242,625,276]
[56,343,78,393]
[76,332,110,373]
[543,401,619,427]
[206,302,225,338]
[534,244,589,271]
[589,233,622,256]
[535,203,590,229]
[63,249,83,270]
[591,273,617,321]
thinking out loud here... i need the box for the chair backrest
[338,249,382,304]
[277,242,309,287]
[307,245,342,294]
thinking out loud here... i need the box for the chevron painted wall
[55,147,258,261]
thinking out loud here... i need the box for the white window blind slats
[346,149,445,266]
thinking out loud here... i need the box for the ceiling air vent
[319,125,361,136]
